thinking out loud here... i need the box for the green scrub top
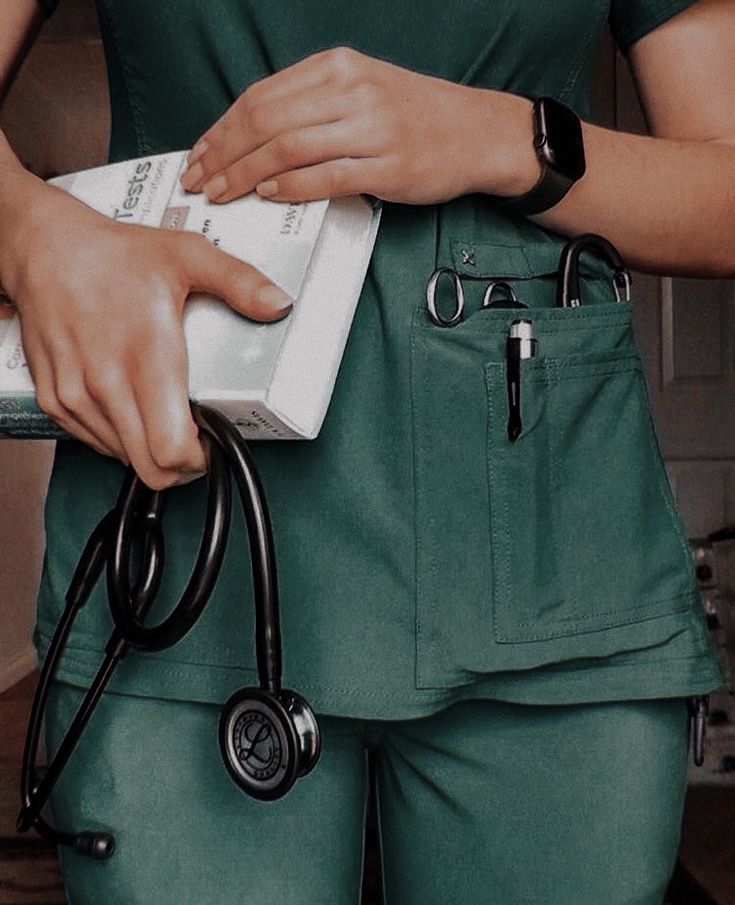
[35,0,724,719]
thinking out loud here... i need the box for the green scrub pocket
[411,244,697,689]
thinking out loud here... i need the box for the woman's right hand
[0,152,293,490]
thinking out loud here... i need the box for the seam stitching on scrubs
[414,301,634,335]
[99,0,149,155]
[494,596,693,640]
[41,647,722,701]
[485,351,695,641]
[636,365,696,582]
[422,328,439,683]
[485,363,509,644]
[559,0,608,102]
[409,300,426,690]
[614,0,697,54]
[447,236,634,303]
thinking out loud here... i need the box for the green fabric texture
[35,0,723,720]
[47,682,690,904]
[609,0,698,54]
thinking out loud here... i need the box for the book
[0,151,381,439]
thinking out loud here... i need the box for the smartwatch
[495,96,586,217]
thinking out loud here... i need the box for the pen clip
[506,319,537,442]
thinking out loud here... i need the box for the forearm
[0,130,45,296]
[179,26,735,281]
[535,122,735,278]
[470,89,735,279]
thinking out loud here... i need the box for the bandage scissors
[425,268,528,327]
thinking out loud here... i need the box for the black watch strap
[494,96,586,217]
[496,166,575,217]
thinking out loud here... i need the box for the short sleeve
[609,0,697,55]
[37,0,60,17]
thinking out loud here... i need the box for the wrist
[0,155,49,299]
[464,89,541,197]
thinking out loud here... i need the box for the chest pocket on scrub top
[410,240,697,690]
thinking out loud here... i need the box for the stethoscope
[17,403,320,860]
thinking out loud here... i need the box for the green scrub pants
[46,683,689,905]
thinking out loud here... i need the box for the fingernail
[258,285,293,314]
[203,174,228,201]
[256,180,279,197]
[187,139,208,165]
[180,161,204,190]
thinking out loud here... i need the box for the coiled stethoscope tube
[17,403,320,859]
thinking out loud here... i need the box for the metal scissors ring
[426,267,465,327]
[426,271,528,327]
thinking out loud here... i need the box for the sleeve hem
[614,0,697,56]
[37,0,60,18]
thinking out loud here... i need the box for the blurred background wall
[0,0,110,691]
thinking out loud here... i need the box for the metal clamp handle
[482,281,527,310]
[556,233,631,308]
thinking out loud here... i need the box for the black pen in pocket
[506,319,538,441]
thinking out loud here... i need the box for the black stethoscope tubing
[18,403,296,858]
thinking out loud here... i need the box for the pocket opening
[410,241,697,689]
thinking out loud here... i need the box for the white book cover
[0,151,381,439]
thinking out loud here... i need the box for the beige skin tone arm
[1,1,731,484]
[536,0,735,276]
[0,4,292,489]
[182,0,735,278]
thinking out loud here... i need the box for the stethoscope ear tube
[556,233,631,307]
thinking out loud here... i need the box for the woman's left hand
[179,46,536,205]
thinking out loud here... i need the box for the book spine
[0,397,66,439]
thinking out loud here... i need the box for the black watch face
[536,97,586,181]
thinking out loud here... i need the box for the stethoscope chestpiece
[219,686,321,801]
[556,233,631,308]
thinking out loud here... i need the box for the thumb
[178,233,293,322]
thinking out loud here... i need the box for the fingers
[15,203,295,489]
[22,326,127,460]
[22,296,205,491]
[181,87,353,194]
[186,47,364,168]
[256,157,386,202]
[181,47,374,199]
[193,121,370,203]
[178,232,293,318]
[124,327,207,490]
